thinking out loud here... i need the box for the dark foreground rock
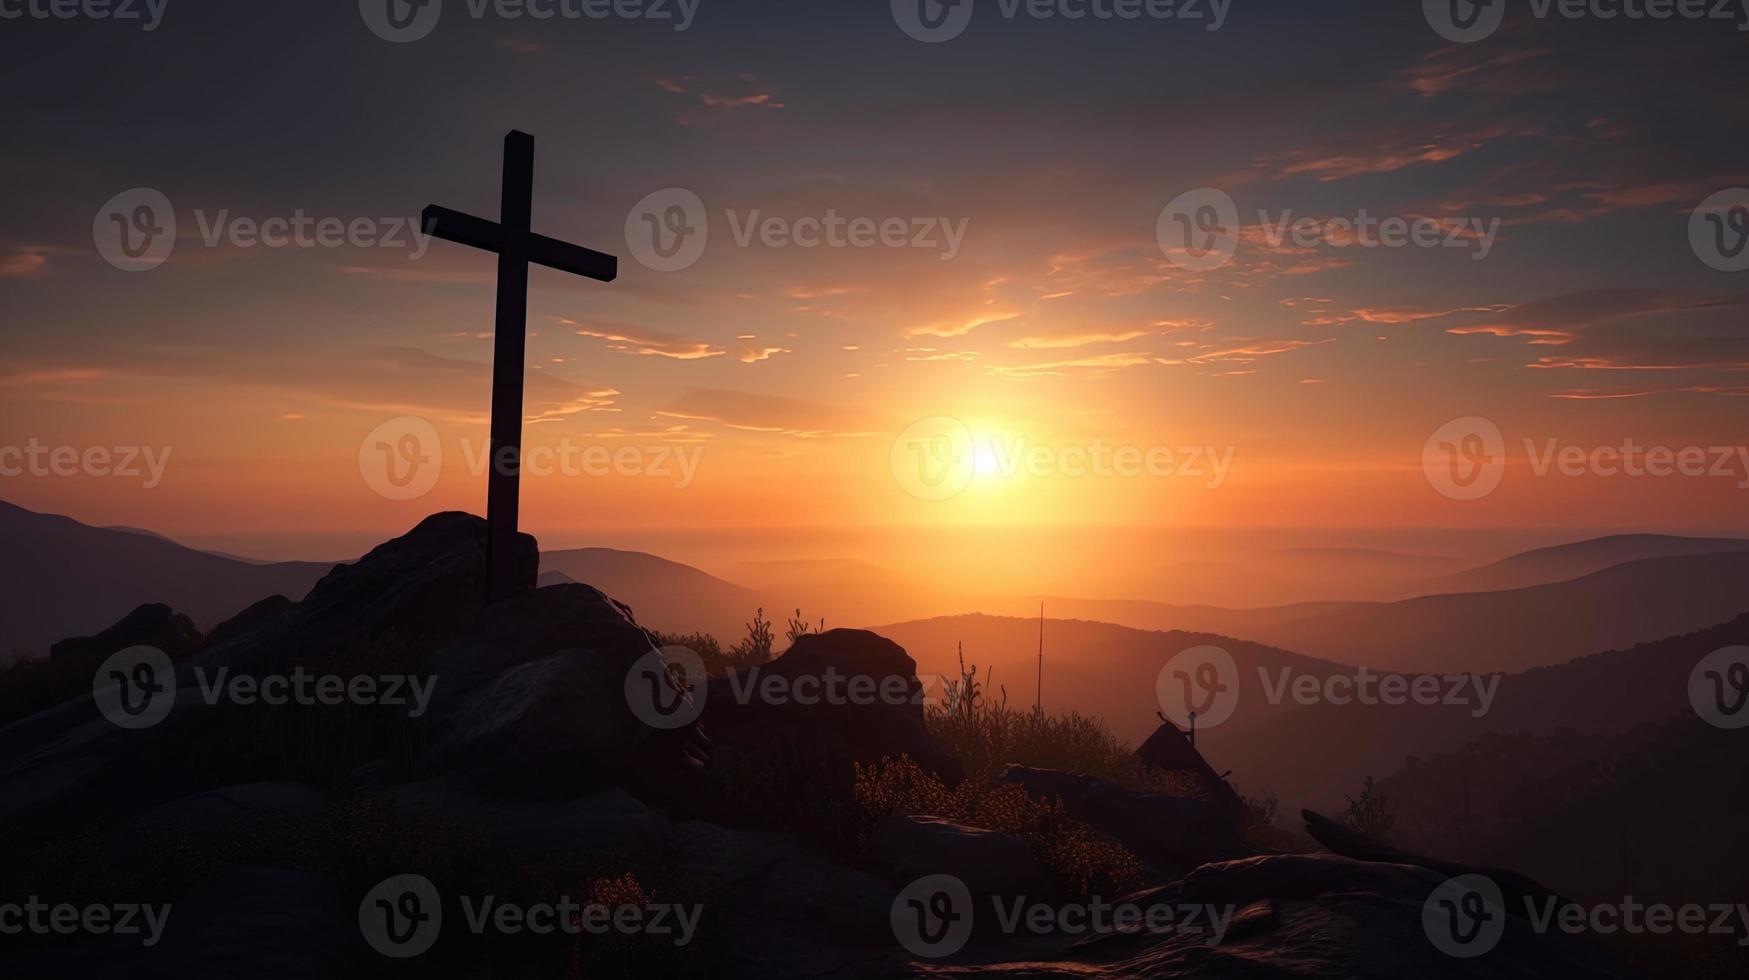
[418,581,711,803]
[998,765,1248,878]
[870,814,1052,899]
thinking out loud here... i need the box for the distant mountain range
[873,610,1749,814]
[539,547,763,641]
[986,541,1749,673]
[0,501,333,659]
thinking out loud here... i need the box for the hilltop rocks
[190,511,537,674]
[701,628,962,784]
[997,766,1246,878]
[48,602,202,660]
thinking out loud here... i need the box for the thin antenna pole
[1035,601,1044,717]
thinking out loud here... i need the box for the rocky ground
[0,513,1633,978]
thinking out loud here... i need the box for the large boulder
[49,602,202,661]
[418,582,711,803]
[997,766,1246,879]
[0,513,537,830]
[700,629,962,783]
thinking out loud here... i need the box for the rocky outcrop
[202,594,296,648]
[997,765,1247,878]
[701,628,962,784]
[1136,716,1248,820]
[188,511,537,675]
[418,581,711,803]
[48,602,202,661]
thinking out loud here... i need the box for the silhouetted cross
[423,130,618,604]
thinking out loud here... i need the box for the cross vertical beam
[485,132,533,605]
[423,130,619,605]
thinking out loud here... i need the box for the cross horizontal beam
[421,204,618,282]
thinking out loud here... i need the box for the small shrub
[1344,776,1397,841]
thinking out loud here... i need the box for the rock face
[202,593,296,648]
[997,765,1247,877]
[870,814,1052,899]
[418,581,711,802]
[48,602,203,660]
[701,628,962,783]
[188,511,537,675]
